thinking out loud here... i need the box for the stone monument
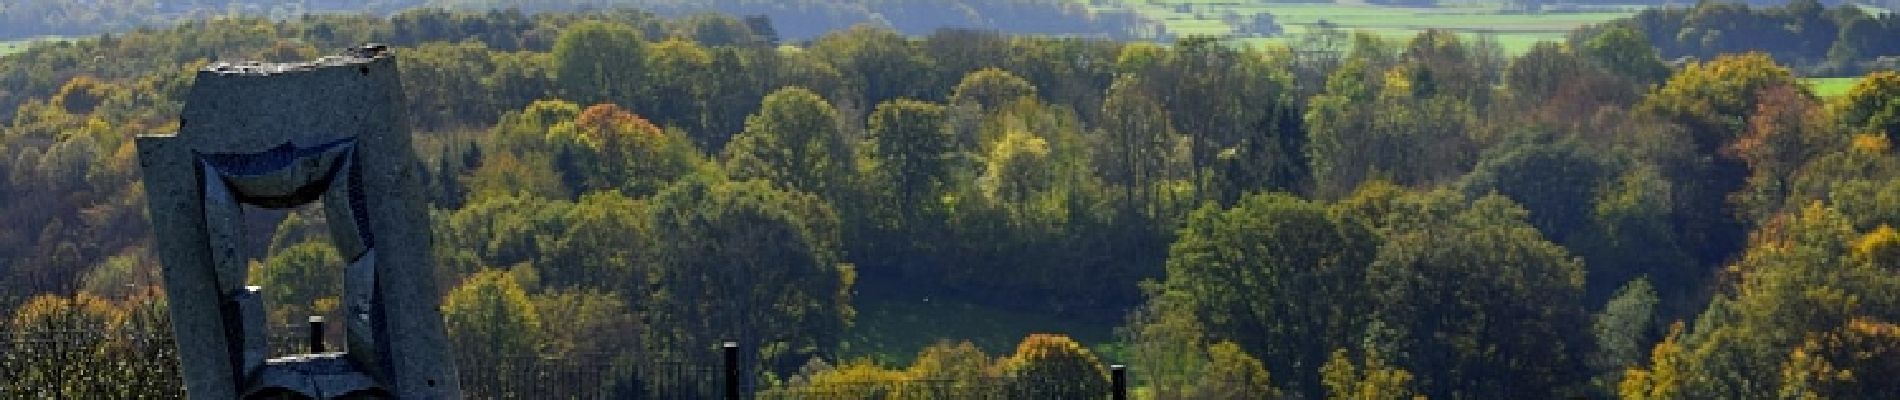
[136,45,460,399]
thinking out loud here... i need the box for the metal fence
[756,365,1134,400]
[757,376,1066,400]
[458,353,724,399]
[1,327,1140,399]
[0,328,184,398]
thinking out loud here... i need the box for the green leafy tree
[1574,166,1699,312]
[1119,290,1210,400]
[646,176,852,374]
[1593,278,1661,392]
[3,292,177,398]
[1637,52,1801,268]
[1162,192,1377,396]
[1506,42,1588,104]
[1830,71,1900,143]
[906,340,994,382]
[482,50,557,122]
[764,359,906,399]
[435,193,571,277]
[699,47,764,150]
[642,38,712,135]
[1578,26,1670,86]
[1188,341,1283,399]
[552,20,647,107]
[1319,347,1418,400]
[998,334,1109,399]
[1307,47,1480,199]
[1641,51,1800,154]
[443,268,543,358]
[571,103,707,197]
[1097,75,1180,220]
[1727,83,1835,224]
[904,341,1001,398]
[978,130,1054,209]
[1367,194,1591,398]
[1400,29,1493,102]
[78,252,159,300]
[1773,227,1900,399]
[809,25,937,108]
[677,13,762,47]
[1777,318,1900,399]
[464,147,571,201]
[442,268,544,397]
[532,288,639,359]
[1618,322,1690,400]
[541,191,654,292]
[948,68,1037,111]
[723,87,853,200]
[1305,58,1385,199]
[867,98,953,227]
[1460,139,1615,244]
[1156,40,1306,203]
[268,211,328,256]
[1783,136,1900,231]
[250,241,344,326]
[5,293,124,396]
[1622,204,1900,398]
[399,41,503,129]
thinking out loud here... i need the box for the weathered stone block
[136,45,459,399]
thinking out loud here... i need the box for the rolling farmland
[1099,0,1643,53]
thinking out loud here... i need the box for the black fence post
[1111,364,1127,400]
[723,341,740,400]
[307,316,325,353]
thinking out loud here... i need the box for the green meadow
[1807,77,1862,97]
[0,40,29,56]
[1,36,68,57]
[1115,1,1641,54]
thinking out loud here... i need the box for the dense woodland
[2,1,1900,399]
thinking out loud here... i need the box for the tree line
[0,0,1146,41]
[1,5,1898,399]
[1591,0,1900,74]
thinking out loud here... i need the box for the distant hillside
[0,0,1145,41]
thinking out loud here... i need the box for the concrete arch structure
[136,46,459,399]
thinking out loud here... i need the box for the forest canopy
[2,1,1899,398]
[0,0,1145,40]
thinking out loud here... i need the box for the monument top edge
[199,43,392,76]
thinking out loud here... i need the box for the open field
[0,41,29,57]
[1108,1,1642,54]
[1,36,68,57]
[841,284,1118,365]
[1807,77,1862,97]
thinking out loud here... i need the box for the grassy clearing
[1807,77,1861,98]
[1126,1,1638,54]
[840,287,1119,366]
[0,40,29,57]
[1,36,69,57]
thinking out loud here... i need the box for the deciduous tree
[723,87,853,200]
[1162,193,1377,396]
[552,20,646,107]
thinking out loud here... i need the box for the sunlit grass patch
[1124,1,1635,55]
[1,36,69,57]
[0,41,29,56]
[1807,77,1861,98]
